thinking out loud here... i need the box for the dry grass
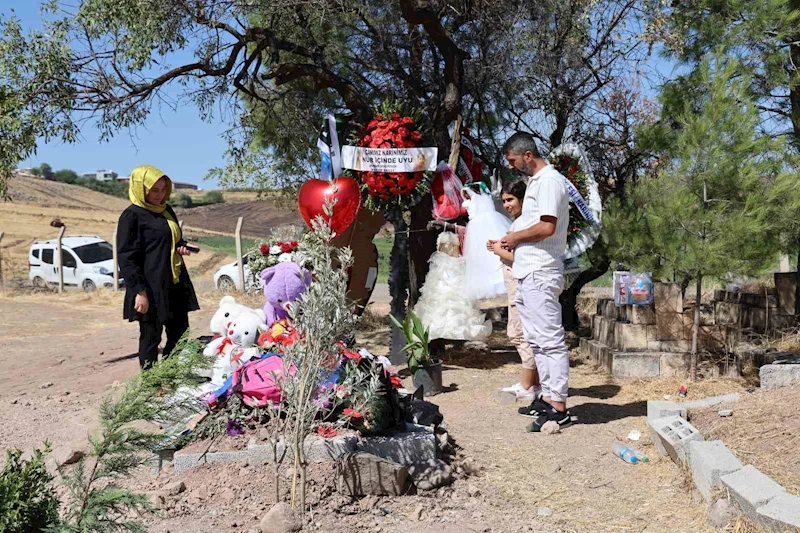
[691,385,800,496]
[769,327,800,353]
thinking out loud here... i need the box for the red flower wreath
[345,105,434,213]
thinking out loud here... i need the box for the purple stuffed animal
[260,262,312,326]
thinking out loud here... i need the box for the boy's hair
[501,178,527,202]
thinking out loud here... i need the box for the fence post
[235,217,244,292]
[0,231,4,289]
[56,226,66,293]
[112,222,119,291]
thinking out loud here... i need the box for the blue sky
[2,1,229,189]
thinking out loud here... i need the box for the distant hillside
[176,199,302,239]
[7,176,130,212]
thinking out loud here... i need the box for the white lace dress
[414,232,492,341]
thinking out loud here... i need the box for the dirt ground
[0,285,759,533]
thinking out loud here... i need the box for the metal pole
[235,217,244,292]
[56,226,66,293]
[112,223,119,291]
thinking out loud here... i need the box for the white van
[213,254,261,292]
[28,236,121,292]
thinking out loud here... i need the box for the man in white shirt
[500,132,572,432]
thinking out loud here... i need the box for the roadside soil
[0,288,752,532]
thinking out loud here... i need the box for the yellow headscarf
[128,165,183,284]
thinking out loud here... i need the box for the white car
[213,255,261,292]
[28,235,122,292]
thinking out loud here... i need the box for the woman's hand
[486,239,496,252]
[177,243,198,256]
[134,291,149,314]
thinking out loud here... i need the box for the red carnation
[410,130,422,141]
[387,120,400,131]
[280,243,292,253]
[400,116,414,126]
[343,407,364,422]
[342,349,363,362]
[259,244,269,255]
[360,135,371,146]
[317,425,338,438]
[397,127,410,139]
[377,120,389,128]
[397,175,408,187]
[380,142,391,149]
[390,187,400,194]
[391,112,400,119]
[390,375,403,389]
[291,240,298,247]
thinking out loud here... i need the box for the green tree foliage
[604,56,786,376]
[203,190,224,205]
[54,168,79,183]
[0,447,61,532]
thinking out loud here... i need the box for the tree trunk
[385,208,409,365]
[690,275,702,382]
[795,248,800,318]
[560,239,610,330]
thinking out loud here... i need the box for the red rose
[397,127,410,139]
[390,187,400,194]
[397,175,408,187]
[390,375,403,389]
[259,244,269,255]
[391,112,400,119]
[280,243,292,253]
[360,135,371,146]
[387,120,400,131]
[377,120,389,128]
[395,140,413,148]
[400,116,414,126]
[410,130,422,141]
[366,118,381,129]
[291,240,298,247]
[380,142,391,149]
[369,138,382,148]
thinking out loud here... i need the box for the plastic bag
[629,272,653,305]
[613,271,632,306]
[614,271,653,306]
[432,161,464,221]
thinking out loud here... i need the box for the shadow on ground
[569,383,622,400]
[570,400,646,425]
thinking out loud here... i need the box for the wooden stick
[0,231,4,289]
[112,223,119,291]
[235,217,244,292]
[448,115,463,170]
[56,226,66,293]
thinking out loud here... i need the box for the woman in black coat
[117,165,200,369]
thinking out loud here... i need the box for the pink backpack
[231,356,293,408]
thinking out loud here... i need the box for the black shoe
[526,406,573,432]
[518,397,550,418]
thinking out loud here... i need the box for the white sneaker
[501,383,536,400]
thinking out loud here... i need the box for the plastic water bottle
[612,442,639,464]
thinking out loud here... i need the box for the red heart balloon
[297,177,361,236]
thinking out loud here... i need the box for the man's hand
[134,291,149,314]
[501,231,521,250]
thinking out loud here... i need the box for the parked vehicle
[28,236,121,292]
[213,255,260,292]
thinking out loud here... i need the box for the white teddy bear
[209,295,265,336]
[203,296,266,358]
[204,309,268,387]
